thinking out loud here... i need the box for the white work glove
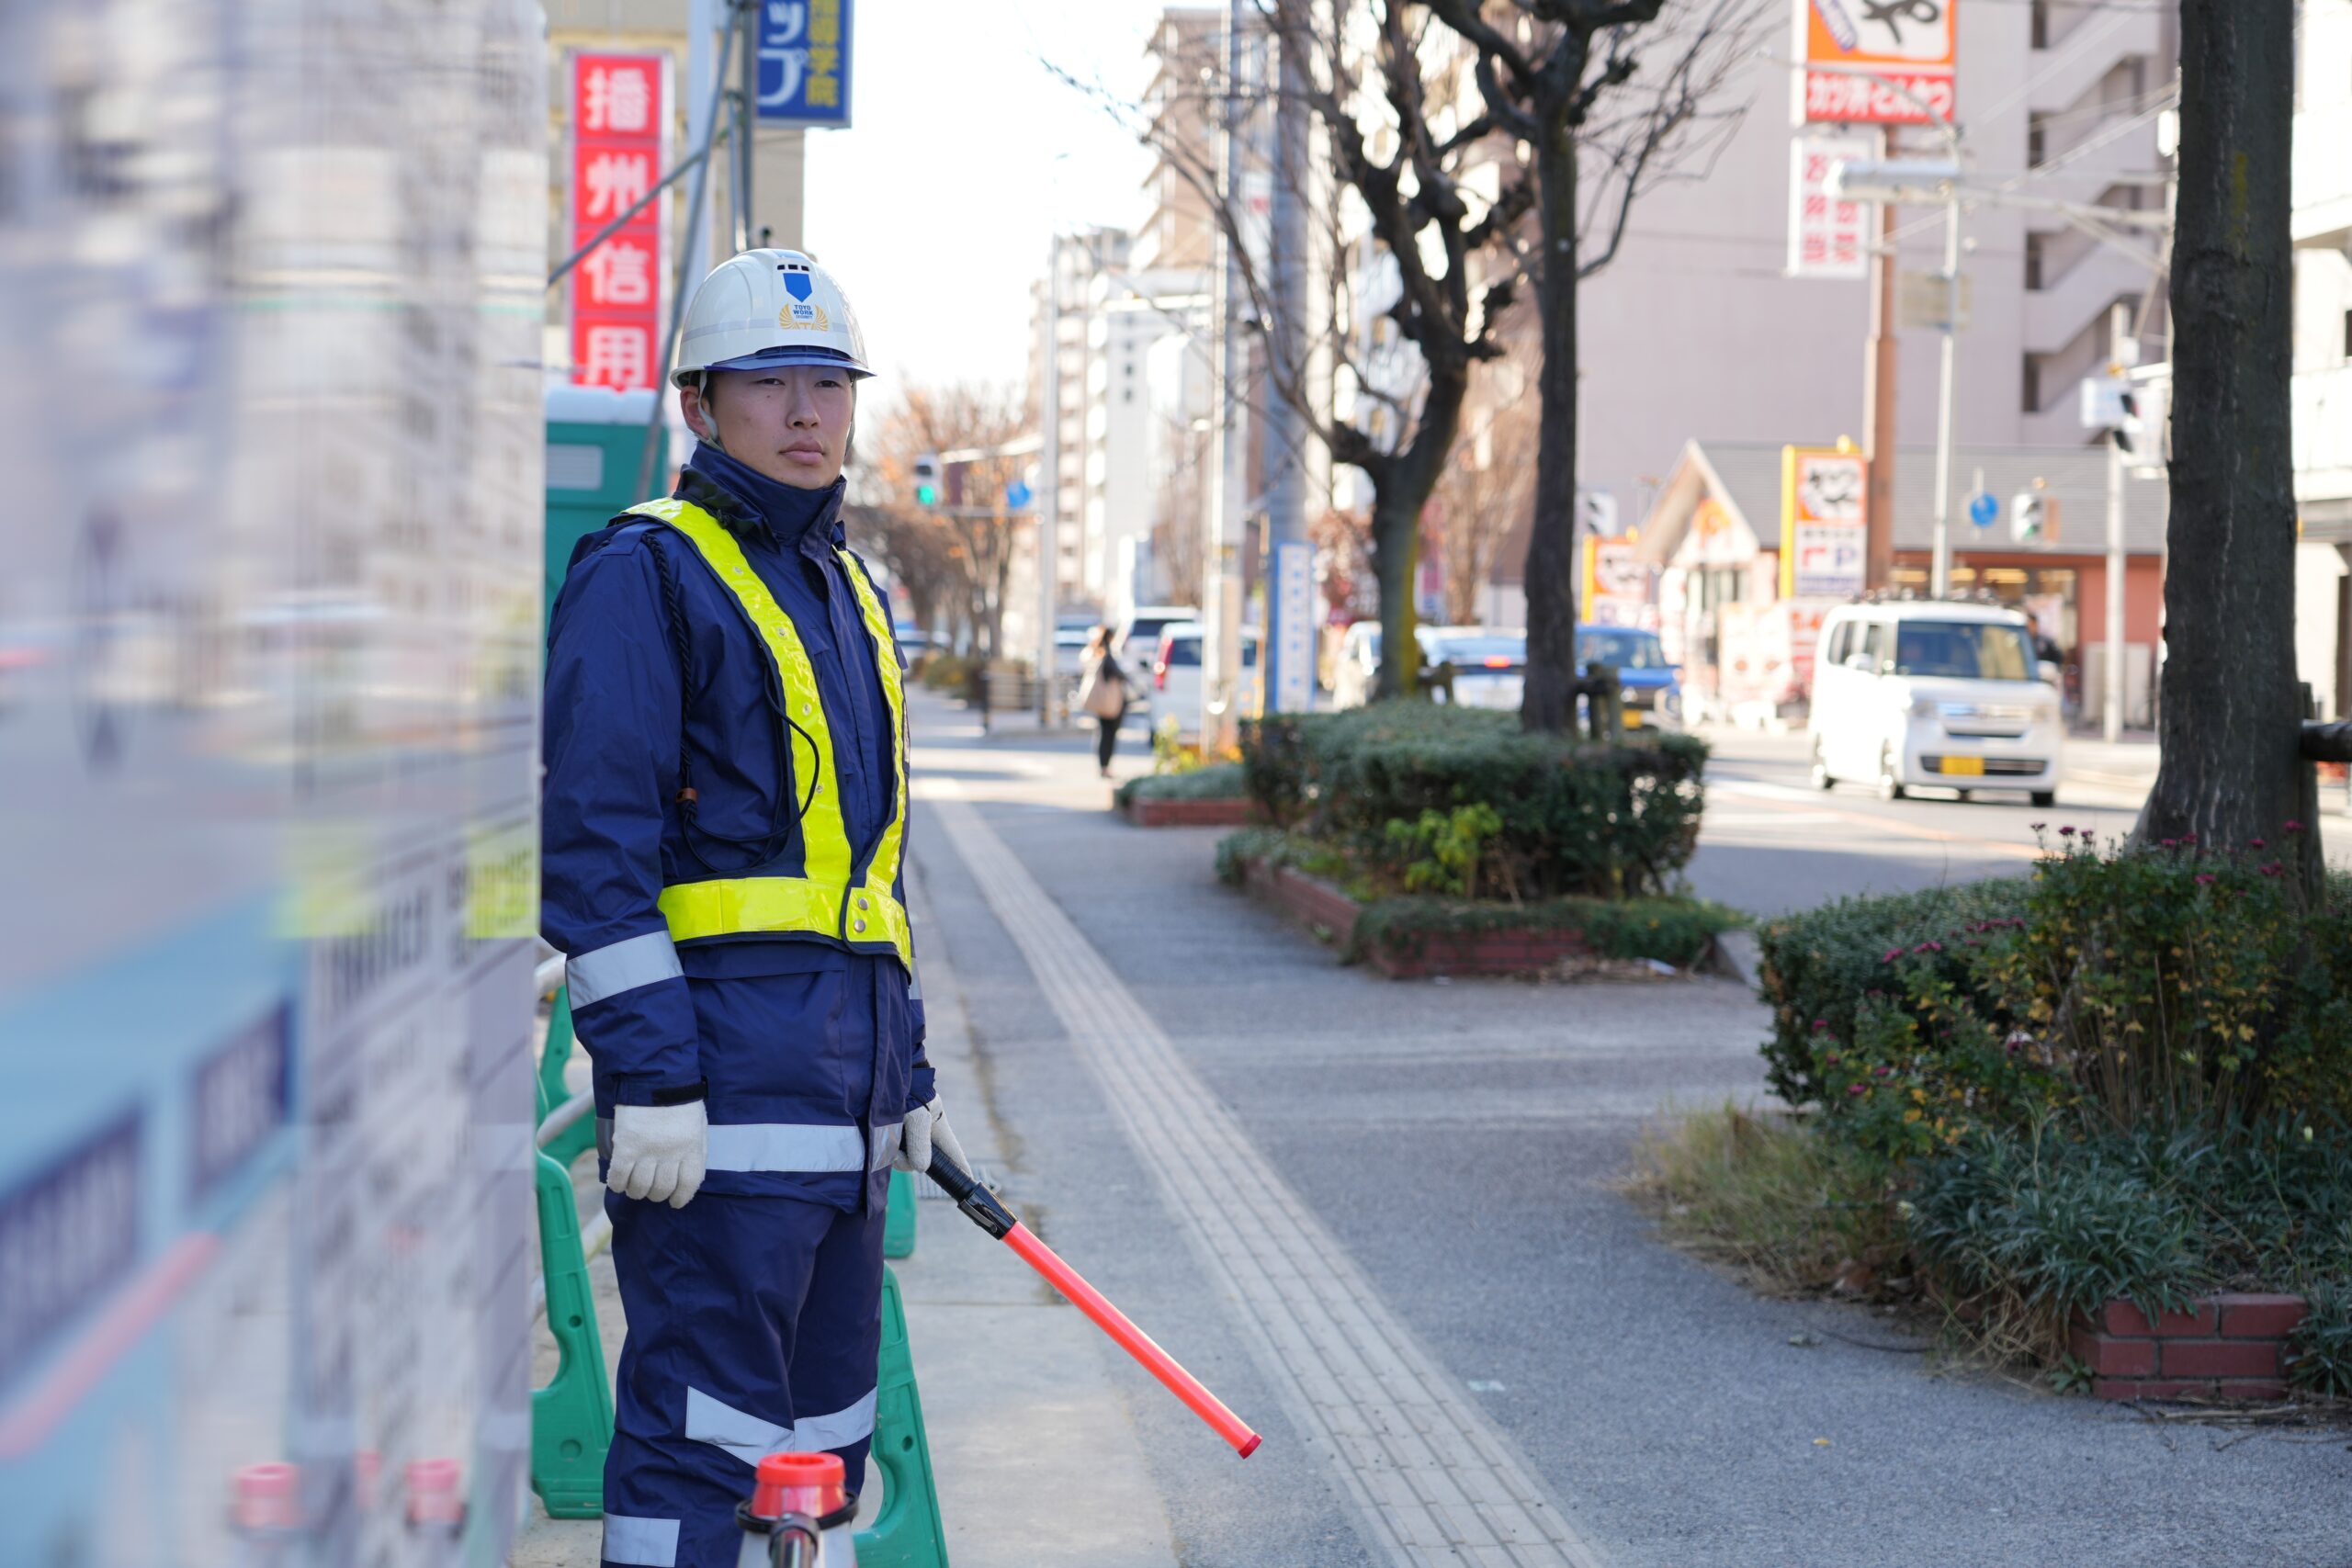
[606,1100,707,1208]
[894,1098,969,1178]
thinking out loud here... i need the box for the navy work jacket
[541,446,931,1208]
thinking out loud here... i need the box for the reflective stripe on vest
[626,498,913,970]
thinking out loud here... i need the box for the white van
[1808,602,2064,806]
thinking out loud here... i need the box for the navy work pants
[596,1190,886,1568]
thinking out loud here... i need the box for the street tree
[863,380,1030,659]
[1426,0,1771,731]
[1088,1,1529,698]
[2138,0,2312,891]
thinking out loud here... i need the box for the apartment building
[2294,0,2352,720]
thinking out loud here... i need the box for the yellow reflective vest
[623,497,912,971]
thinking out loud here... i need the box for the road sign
[757,0,854,126]
[1968,491,1997,529]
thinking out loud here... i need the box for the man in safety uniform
[541,248,967,1568]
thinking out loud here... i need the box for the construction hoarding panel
[571,51,670,389]
[0,1,545,1562]
[1781,446,1869,600]
[1794,0,1957,126]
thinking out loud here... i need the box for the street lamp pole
[1929,116,1962,599]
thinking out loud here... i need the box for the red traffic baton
[926,1156,1262,1458]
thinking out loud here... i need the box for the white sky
[804,0,1179,400]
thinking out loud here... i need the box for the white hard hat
[672,248,873,386]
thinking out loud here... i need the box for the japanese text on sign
[570,52,668,390]
[1789,135,1871,279]
[759,0,854,126]
[1780,445,1869,601]
[1794,0,1957,127]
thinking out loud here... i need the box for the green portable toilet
[545,385,668,625]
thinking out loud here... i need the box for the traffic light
[2011,488,2044,543]
[912,453,940,508]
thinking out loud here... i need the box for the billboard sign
[759,0,854,126]
[1780,446,1869,600]
[1795,0,1957,126]
[570,51,668,390]
[1582,535,1655,626]
[1789,133,1873,279]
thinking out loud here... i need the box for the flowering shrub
[1765,830,2352,1143]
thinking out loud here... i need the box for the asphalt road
[1688,722,2352,917]
[903,694,2352,1568]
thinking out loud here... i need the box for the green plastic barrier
[884,1168,916,1259]
[538,985,597,1169]
[530,1146,614,1518]
[855,1265,950,1568]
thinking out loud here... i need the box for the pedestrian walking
[541,248,970,1568]
[1077,624,1129,777]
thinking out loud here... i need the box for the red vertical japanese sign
[569,51,668,389]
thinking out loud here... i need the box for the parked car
[1330,619,1384,708]
[1420,626,1525,710]
[1809,602,2063,806]
[1574,626,1682,728]
[1113,604,1199,661]
[1148,622,1262,742]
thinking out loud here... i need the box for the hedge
[1754,877,2030,1109]
[1216,826,1740,968]
[1239,702,1707,899]
[1114,762,1247,807]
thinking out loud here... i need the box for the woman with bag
[1076,625,1129,778]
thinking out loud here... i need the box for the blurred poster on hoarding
[1793,0,1957,126]
[570,51,669,390]
[0,1,545,1563]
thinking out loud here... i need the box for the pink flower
[2260,862,2285,878]
[2286,820,2306,834]
[1848,1084,1868,1097]
[2182,832,2199,845]
[2250,838,2267,850]
[2195,873,2218,886]
[2160,839,2178,849]
[1813,1018,1830,1032]
[1883,949,1905,964]
[2030,822,2047,832]
[2058,826,2076,838]
[1873,1065,1895,1078]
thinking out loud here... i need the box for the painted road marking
[1706,778,2043,859]
[929,787,1610,1568]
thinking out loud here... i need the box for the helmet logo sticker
[778,300,831,330]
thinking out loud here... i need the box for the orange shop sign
[1794,0,1957,127]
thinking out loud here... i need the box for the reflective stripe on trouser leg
[600,1514,681,1567]
[604,1190,888,1568]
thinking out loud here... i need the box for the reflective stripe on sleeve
[565,931,684,1010]
[704,1122,866,1174]
[600,1515,681,1566]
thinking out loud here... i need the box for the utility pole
[734,0,757,252]
[1262,0,1312,714]
[1928,136,1962,599]
[2104,299,2132,743]
[1202,0,1250,753]
[1862,132,1897,591]
[1037,236,1062,723]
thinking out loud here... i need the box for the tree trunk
[1369,489,1423,701]
[2140,0,2308,892]
[1521,117,1581,733]
[1369,368,1471,701]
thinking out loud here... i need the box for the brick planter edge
[1235,856,1590,978]
[1120,795,1261,829]
[2069,1292,2308,1401]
